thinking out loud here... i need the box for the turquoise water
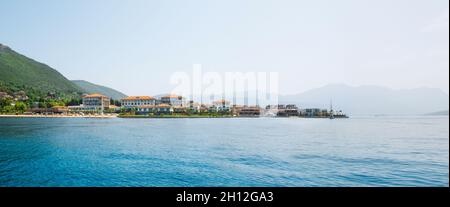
[0,116,448,187]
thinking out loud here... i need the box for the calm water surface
[0,116,448,186]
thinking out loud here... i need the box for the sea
[0,116,448,187]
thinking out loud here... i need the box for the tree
[66,98,82,106]
[2,105,15,113]
[38,102,49,108]
[48,100,65,107]
[14,102,28,113]
[0,98,13,108]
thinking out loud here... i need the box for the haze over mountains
[280,84,449,115]
[424,110,449,116]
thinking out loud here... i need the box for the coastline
[0,114,349,119]
[117,115,349,119]
[0,114,118,118]
[118,114,234,119]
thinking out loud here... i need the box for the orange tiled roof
[83,93,108,98]
[156,104,171,108]
[213,99,230,104]
[121,96,155,101]
[161,94,183,99]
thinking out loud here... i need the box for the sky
[0,0,448,95]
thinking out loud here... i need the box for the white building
[136,104,173,114]
[121,96,156,108]
[68,93,111,113]
[160,95,186,107]
[212,99,231,111]
[82,93,110,111]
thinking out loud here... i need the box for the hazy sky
[1,0,448,95]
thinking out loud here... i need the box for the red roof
[161,94,183,99]
[122,96,155,101]
[83,93,108,98]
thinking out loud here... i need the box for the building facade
[121,96,156,108]
[136,104,173,114]
[81,94,110,111]
[212,100,231,112]
[238,106,261,117]
[160,95,186,107]
[299,108,328,117]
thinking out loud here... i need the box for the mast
[330,99,335,119]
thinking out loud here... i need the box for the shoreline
[0,114,349,119]
[118,115,349,119]
[0,114,118,118]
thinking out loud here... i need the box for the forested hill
[0,43,83,99]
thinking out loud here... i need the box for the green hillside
[0,43,83,99]
[72,80,127,100]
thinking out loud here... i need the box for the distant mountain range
[424,110,449,116]
[72,80,127,100]
[0,43,83,98]
[280,84,449,115]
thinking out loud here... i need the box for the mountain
[424,110,449,116]
[280,84,449,115]
[72,80,127,100]
[0,43,83,99]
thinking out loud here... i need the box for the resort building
[160,95,186,107]
[82,93,110,111]
[188,101,210,113]
[121,96,156,108]
[108,105,121,113]
[155,104,173,114]
[51,106,69,114]
[299,108,328,117]
[282,104,300,117]
[188,100,199,111]
[136,104,173,115]
[65,93,112,113]
[238,106,261,117]
[265,105,300,117]
[173,106,188,113]
[29,106,69,115]
[231,105,243,116]
[136,105,153,114]
[212,99,231,112]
